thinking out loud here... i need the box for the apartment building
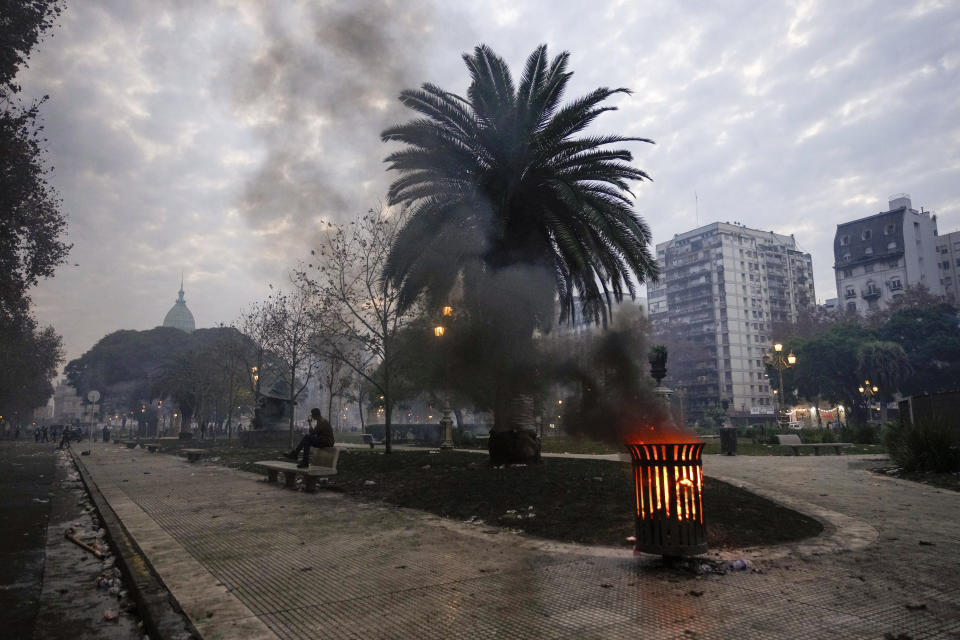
[936,230,960,303]
[834,194,943,314]
[648,222,815,423]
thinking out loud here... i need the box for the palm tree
[856,340,912,425]
[382,44,659,462]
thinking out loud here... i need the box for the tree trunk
[489,382,541,465]
[226,373,235,440]
[357,389,365,432]
[288,366,296,449]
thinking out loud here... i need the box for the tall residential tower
[648,222,815,423]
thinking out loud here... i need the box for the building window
[862,229,872,240]
[847,301,856,311]
[889,279,902,290]
[840,235,850,246]
[888,241,897,251]
[942,260,951,269]
[864,263,873,273]
[884,224,895,235]
[843,269,853,277]
[888,259,899,268]
[864,247,873,256]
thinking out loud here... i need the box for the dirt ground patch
[156,441,822,550]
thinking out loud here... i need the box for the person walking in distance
[284,408,334,468]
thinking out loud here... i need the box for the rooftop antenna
[695,190,699,227]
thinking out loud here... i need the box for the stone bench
[254,447,341,493]
[776,434,852,456]
[362,433,384,449]
[182,448,206,463]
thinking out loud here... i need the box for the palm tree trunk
[489,379,541,465]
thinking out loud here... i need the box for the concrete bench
[776,434,852,456]
[123,441,138,449]
[361,434,384,449]
[145,444,159,453]
[182,448,206,463]
[254,447,341,493]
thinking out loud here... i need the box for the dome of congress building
[162,279,195,333]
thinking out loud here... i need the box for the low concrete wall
[240,429,292,448]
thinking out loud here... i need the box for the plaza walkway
[74,442,960,639]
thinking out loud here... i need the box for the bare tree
[268,283,322,448]
[300,206,417,454]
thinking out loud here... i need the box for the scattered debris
[730,559,749,571]
[32,497,49,503]
[918,541,935,546]
[904,603,927,611]
[687,590,704,597]
[103,610,119,622]
[363,480,376,486]
[421,465,431,470]
[625,536,636,542]
[65,528,105,558]
[884,633,913,640]
[600,583,613,589]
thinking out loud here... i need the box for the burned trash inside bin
[626,436,707,557]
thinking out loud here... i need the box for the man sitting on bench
[284,408,334,468]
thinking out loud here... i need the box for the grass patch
[151,439,822,550]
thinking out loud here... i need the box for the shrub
[820,429,836,443]
[884,417,960,473]
[839,423,880,445]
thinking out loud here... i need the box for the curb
[70,449,199,640]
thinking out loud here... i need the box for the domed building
[162,280,196,333]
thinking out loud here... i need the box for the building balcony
[844,290,857,299]
[861,287,882,299]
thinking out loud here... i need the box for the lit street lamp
[859,380,879,422]
[435,305,454,449]
[765,342,797,429]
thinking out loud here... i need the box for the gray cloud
[15,0,960,367]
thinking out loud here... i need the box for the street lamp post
[858,380,879,423]
[765,342,797,430]
[435,305,454,449]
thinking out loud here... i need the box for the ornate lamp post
[435,305,454,449]
[765,342,797,429]
[858,380,879,423]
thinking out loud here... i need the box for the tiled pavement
[76,443,960,639]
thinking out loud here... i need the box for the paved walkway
[75,442,960,639]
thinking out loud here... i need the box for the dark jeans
[295,434,331,463]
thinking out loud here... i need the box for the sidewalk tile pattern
[79,445,960,639]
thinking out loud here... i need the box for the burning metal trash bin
[626,440,707,557]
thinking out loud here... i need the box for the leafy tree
[66,327,256,427]
[0,0,67,418]
[0,305,62,424]
[1,0,69,318]
[786,323,874,422]
[878,302,960,396]
[381,44,658,462]
[856,340,912,424]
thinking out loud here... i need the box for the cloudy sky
[19,0,960,365]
